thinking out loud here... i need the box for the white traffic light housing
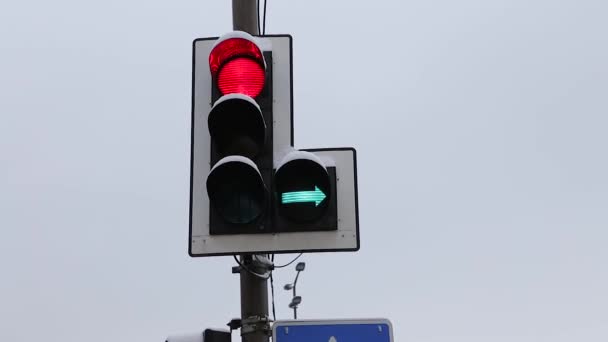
[189,32,359,256]
[166,328,231,342]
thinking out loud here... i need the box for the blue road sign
[273,319,393,342]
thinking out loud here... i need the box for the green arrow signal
[281,186,326,206]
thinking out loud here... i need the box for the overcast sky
[1,0,607,341]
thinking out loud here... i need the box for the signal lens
[218,57,265,98]
[207,157,267,224]
[209,37,266,98]
[208,94,266,158]
[275,153,331,222]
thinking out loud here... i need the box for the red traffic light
[209,32,266,98]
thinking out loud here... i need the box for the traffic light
[189,32,359,256]
[273,150,337,232]
[205,32,273,235]
[166,329,231,342]
[204,33,337,235]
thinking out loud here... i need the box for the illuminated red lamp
[209,32,266,98]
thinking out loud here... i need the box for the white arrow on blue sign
[273,319,393,342]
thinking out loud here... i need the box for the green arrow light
[281,186,326,206]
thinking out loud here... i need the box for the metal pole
[293,286,297,319]
[232,0,259,33]
[292,271,300,319]
[239,256,269,342]
[231,5,267,342]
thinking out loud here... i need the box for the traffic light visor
[209,32,266,98]
[208,94,266,159]
[206,156,268,224]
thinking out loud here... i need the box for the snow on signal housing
[208,31,267,98]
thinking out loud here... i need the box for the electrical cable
[262,0,268,34]
[270,270,276,321]
[256,0,261,35]
[233,255,270,279]
[273,253,303,268]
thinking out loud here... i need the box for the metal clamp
[241,315,271,336]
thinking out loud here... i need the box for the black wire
[273,253,303,268]
[262,0,268,34]
[256,0,261,35]
[270,271,276,321]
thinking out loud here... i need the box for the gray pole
[231,4,268,342]
[292,286,297,319]
[292,271,300,319]
[239,256,270,342]
[232,0,259,33]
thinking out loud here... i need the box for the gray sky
[1,0,607,341]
